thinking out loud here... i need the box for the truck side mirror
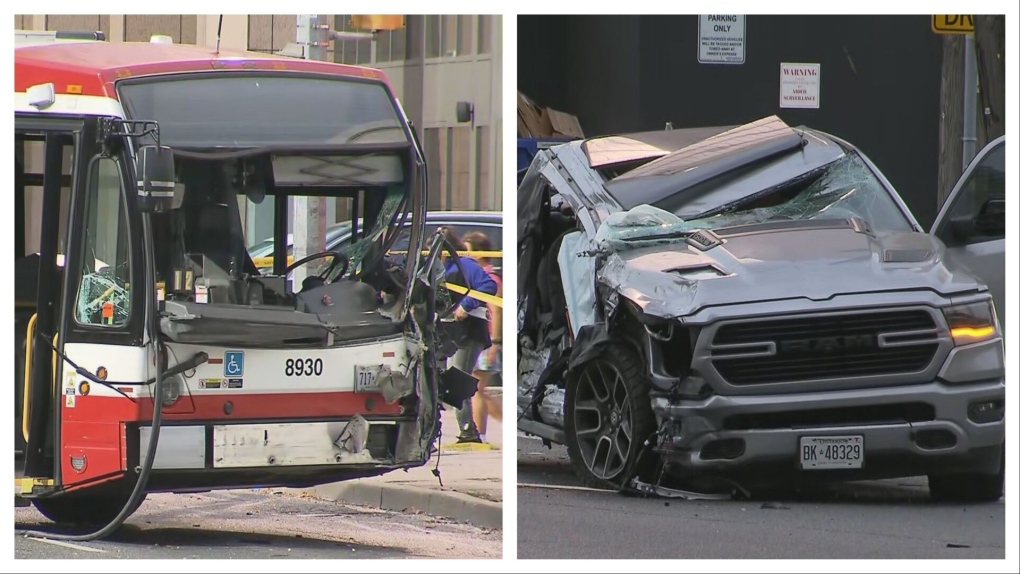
[949,198,1006,244]
[137,145,178,212]
[974,198,1005,237]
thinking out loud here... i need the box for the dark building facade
[519,15,945,227]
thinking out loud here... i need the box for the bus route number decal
[285,358,324,377]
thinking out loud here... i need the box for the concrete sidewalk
[299,390,503,529]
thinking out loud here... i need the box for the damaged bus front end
[122,73,465,486]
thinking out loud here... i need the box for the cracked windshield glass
[598,152,914,251]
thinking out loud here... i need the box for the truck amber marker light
[949,325,996,344]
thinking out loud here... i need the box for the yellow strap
[446,283,503,308]
[391,250,503,258]
[253,250,502,268]
[251,255,296,268]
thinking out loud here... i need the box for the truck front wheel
[928,443,1005,503]
[564,344,656,491]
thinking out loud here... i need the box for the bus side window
[74,157,132,327]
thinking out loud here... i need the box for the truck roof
[14,40,391,98]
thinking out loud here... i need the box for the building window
[406,15,423,60]
[475,126,491,209]
[425,15,473,59]
[333,15,372,65]
[449,126,472,209]
[375,26,407,63]
[423,127,444,210]
[477,16,492,54]
[458,15,474,56]
[425,15,441,58]
[442,16,458,57]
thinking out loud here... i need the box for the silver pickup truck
[516,116,1005,502]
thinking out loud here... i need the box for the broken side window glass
[593,204,699,252]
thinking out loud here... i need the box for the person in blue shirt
[440,227,498,444]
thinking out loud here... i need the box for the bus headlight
[161,374,183,406]
[943,301,999,346]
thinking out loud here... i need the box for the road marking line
[26,537,105,553]
[517,482,615,494]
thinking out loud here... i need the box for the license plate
[799,435,864,470]
[355,365,381,393]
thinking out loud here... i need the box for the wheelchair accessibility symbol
[224,351,244,377]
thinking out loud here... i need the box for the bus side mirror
[137,145,178,212]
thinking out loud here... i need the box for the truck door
[931,137,1006,330]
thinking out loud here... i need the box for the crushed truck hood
[598,223,984,320]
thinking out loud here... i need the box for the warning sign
[699,15,746,64]
[780,63,820,109]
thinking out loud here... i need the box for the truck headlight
[943,301,999,346]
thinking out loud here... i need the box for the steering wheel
[284,250,350,281]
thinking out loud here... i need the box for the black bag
[439,315,491,350]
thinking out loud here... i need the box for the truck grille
[711,310,939,385]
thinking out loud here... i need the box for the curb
[303,481,503,530]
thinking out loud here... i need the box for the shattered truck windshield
[684,153,914,231]
[601,145,913,248]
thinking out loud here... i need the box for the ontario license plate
[799,435,864,470]
[355,365,381,393]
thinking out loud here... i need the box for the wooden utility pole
[974,15,1005,142]
[937,34,964,209]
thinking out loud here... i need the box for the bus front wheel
[31,492,146,527]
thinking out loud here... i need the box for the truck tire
[564,344,656,491]
[928,443,1005,503]
[31,492,146,527]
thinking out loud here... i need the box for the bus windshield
[117,74,410,149]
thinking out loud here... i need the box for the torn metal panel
[583,136,670,168]
[376,364,415,404]
[628,478,736,501]
[606,126,840,217]
[537,387,566,428]
[517,346,553,417]
[583,126,738,168]
[616,116,798,181]
[334,415,371,457]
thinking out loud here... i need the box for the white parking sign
[698,15,746,64]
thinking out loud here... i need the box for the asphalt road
[15,488,501,559]
[518,435,1005,560]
